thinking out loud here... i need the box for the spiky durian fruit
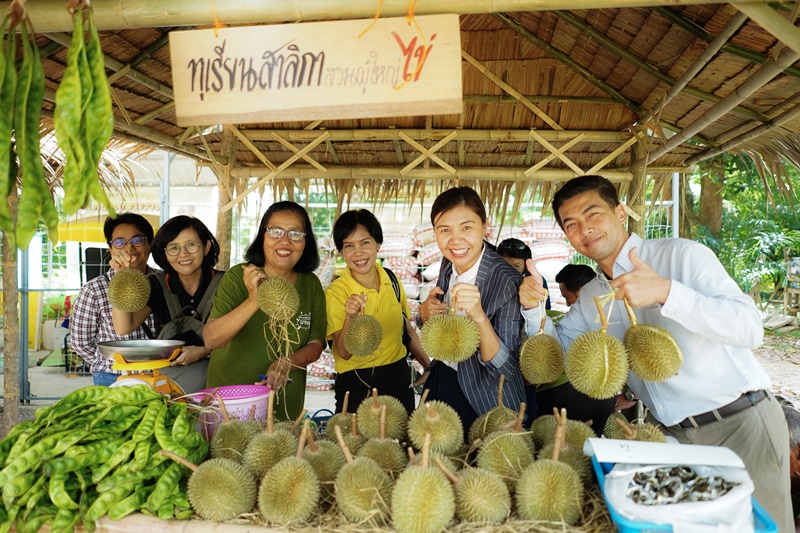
[625,324,682,381]
[258,456,319,525]
[358,405,408,478]
[257,276,300,321]
[209,396,263,463]
[468,374,516,443]
[420,314,480,363]
[537,442,592,482]
[603,412,629,440]
[475,404,534,488]
[515,459,583,524]
[108,269,150,312]
[531,414,597,450]
[344,315,383,356]
[187,458,257,521]
[325,391,352,441]
[303,438,346,498]
[632,421,666,442]
[451,467,510,524]
[408,401,463,456]
[566,329,628,399]
[357,389,408,441]
[530,414,556,449]
[520,333,564,384]
[243,429,297,480]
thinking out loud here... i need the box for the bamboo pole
[1,191,19,437]
[649,46,799,161]
[134,102,176,126]
[628,125,647,237]
[686,103,800,164]
[465,95,619,105]
[652,6,800,78]
[640,11,749,125]
[215,128,237,270]
[731,4,800,59]
[714,91,800,144]
[242,128,632,143]
[554,10,768,123]
[5,0,755,32]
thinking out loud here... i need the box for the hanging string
[394,0,427,90]
[210,0,224,37]
[358,0,383,39]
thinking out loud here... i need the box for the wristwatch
[625,390,637,402]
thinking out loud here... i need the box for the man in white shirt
[520,175,791,532]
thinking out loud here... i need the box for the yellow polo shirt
[326,263,411,374]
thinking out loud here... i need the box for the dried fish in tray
[627,465,740,505]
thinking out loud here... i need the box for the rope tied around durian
[537,289,549,335]
[622,298,638,327]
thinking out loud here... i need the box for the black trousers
[534,381,616,434]
[423,362,478,442]
[334,357,415,415]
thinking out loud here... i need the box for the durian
[302,425,346,498]
[537,409,591,483]
[333,426,393,525]
[108,269,150,312]
[623,299,682,381]
[407,401,463,456]
[391,434,455,533]
[341,413,367,454]
[161,451,257,522]
[325,390,352,441]
[603,412,629,440]
[468,375,516,443]
[436,460,510,524]
[420,312,480,363]
[531,410,597,449]
[344,314,383,356]
[210,395,262,463]
[357,405,408,478]
[273,408,309,436]
[258,423,320,525]
[515,409,583,524]
[356,388,408,440]
[257,276,300,321]
[242,391,298,480]
[476,403,535,488]
[520,304,564,384]
[616,417,667,443]
[565,296,629,399]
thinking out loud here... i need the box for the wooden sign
[169,15,462,126]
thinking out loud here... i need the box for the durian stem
[496,374,506,407]
[198,387,218,407]
[296,420,309,458]
[552,408,567,462]
[341,391,350,415]
[350,414,358,437]
[291,409,308,434]
[616,417,636,439]
[421,433,431,468]
[216,394,230,423]
[434,456,460,484]
[371,388,379,409]
[333,426,354,464]
[623,298,638,326]
[407,447,416,463]
[379,405,386,440]
[267,390,275,435]
[248,404,257,421]
[426,403,437,420]
[538,289,548,334]
[307,424,319,453]
[593,296,609,332]
[514,402,526,433]
[559,409,568,449]
[159,450,198,472]
[419,389,429,406]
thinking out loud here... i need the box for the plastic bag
[604,463,754,533]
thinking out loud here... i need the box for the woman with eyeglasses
[203,201,326,421]
[70,212,158,386]
[110,215,222,393]
[417,187,525,439]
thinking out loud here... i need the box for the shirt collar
[609,233,644,279]
[453,244,485,285]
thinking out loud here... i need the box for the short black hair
[497,238,531,261]
[430,186,487,226]
[151,215,220,275]
[245,201,320,272]
[333,209,383,252]
[783,405,800,450]
[555,264,596,294]
[552,175,620,228]
[104,212,155,244]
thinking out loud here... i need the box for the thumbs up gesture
[609,248,671,307]
[519,258,549,310]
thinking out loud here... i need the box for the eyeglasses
[499,240,528,254]
[265,227,306,242]
[166,242,201,257]
[109,235,148,249]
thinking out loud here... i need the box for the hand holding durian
[342,292,383,357]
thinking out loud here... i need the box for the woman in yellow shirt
[326,209,431,414]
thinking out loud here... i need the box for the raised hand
[109,249,133,271]
[519,258,548,310]
[243,264,268,303]
[609,248,671,307]
[345,293,368,319]
[451,283,487,324]
[419,286,448,323]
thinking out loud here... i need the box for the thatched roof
[18,1,800,209]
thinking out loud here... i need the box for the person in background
[110,215,223,394]
[203,201,326,421]
[326,209,431,414]
[536,263,616,431]
[418,187,524,439]
[519,175,792,531]
[782,404,800,529]
[70,213,157,386]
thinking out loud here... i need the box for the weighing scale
[97,340,187,396]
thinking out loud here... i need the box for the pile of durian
[172,380,666,532]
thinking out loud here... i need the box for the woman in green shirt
[204,201,326,421]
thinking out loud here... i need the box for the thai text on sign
[169,15,462,126]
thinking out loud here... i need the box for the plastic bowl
[192,384,271,441]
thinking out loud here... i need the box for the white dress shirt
[523,233,770,426]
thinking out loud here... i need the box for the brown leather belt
[675,390,768,429]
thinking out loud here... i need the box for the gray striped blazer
[433,247,525,415]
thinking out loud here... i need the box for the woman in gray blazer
[418,187,525,439]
